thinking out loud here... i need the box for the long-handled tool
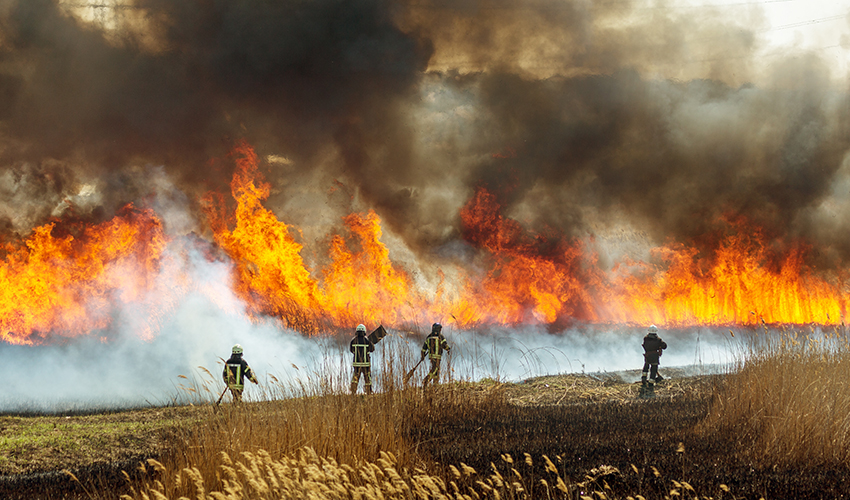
[214,385,228,408]
[403,357,425,385]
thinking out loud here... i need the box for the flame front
[608,225,849,326]
[2,142,848,344]
[205,143,432,332]
[204,144,850,332]
[452,187,601,326]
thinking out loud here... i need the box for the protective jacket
[421,332,450,360]
[223,354,257,390]
[350,333,375,367]
[642,333,667,364]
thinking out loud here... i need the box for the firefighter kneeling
[421,323,451,389]
[350,324,375,395]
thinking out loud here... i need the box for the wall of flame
[1,142,846,345]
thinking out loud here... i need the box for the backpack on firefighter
[221,344,259,404]
[350,324,376,395]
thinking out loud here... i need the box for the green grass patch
[0,406,203,475]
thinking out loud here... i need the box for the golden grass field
[2,327,850,499]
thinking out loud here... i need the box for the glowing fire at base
[607,226,849,326]
[1,142,847,344]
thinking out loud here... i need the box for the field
[2,331,850,500]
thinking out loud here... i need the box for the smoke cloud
[0,0,848,409]
[0,0,846,257]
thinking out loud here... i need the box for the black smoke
[0,0,848,267]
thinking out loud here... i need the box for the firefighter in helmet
[222,344,258,402]
[421,323,451,388]
[350,324,375,395]
[641,325,667,387]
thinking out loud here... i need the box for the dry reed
[700,326,850,468]
[123,445,731,500]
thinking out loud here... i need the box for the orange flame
[204,142,431,332]
[204,144,850,331]
[607,223,849,326]
[0,205,168,344]
[204,142,326,327]
[322,211,425,325]
[3,141,847,345]
[452,187,601,326]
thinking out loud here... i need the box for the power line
[769,12,849,31]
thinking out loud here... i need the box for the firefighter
[222,344,258,403]
[421,323,451,389]
[350,324,375,395]
[641,325,667,387]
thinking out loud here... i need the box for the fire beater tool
[215,385,229,407]
[368,325,387,345]
[215,355,229,409]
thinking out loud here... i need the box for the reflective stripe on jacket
[350,335,375,367]
[225,363,244,390]
[223,354,255,390]
[422,333,449,360]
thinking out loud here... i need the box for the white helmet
[648,325,658,334]
[356,324,366,333]
[232,344,243,354]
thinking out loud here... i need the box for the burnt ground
[410,372,850,500]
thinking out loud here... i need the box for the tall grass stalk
[700,326,850,468]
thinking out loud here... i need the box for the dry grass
[124,337,518,499]
[124,444,734,500]
[700,327,850,468]
[500,371,717,406]
[121,361,732,500]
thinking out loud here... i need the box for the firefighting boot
[350,383,358,395]
[641,376,647,385]
[366,384,373,395]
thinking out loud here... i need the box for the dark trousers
[641,361,660,382]
[423,358,442,388]
[228,387,244,402]
[351,366,372,394]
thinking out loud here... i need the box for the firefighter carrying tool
[421,323,451,389]
[350,324,375,395]
[222,344,259,403]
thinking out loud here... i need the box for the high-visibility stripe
[353,343,371,367]
[428,337,442,359]
[227,363,244,390]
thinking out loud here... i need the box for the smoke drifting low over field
[0,1,848,409]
